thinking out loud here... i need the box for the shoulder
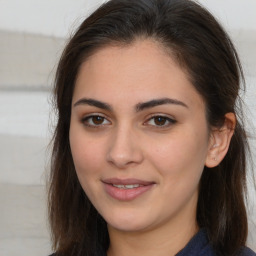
[239,247,256,256]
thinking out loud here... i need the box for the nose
[106,125,144,169]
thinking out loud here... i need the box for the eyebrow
[135,97,188,112]
[73,97,188,112]
[73,98,112,111]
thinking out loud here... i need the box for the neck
[107,215,198,256]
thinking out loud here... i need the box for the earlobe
[205,113,236,168]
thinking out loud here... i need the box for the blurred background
[0,0,255,255]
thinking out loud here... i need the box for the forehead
[73,39,204,111]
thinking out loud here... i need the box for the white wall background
[0,0,104,37]
[0,0,255,37]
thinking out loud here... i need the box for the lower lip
[103,183,154,201]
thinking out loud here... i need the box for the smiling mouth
[103,179,155,201]
[103,178,154,186]
[112,184,142,189]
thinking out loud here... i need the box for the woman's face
[69,40,212,234]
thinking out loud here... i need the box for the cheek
[148,128,209,180]
[69,132,107,203]
[69,126,105,179]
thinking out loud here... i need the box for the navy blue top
[176,229,256,256]
[49,229,256,256]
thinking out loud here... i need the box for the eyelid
[81,113,111,127]
[144,114,177,127]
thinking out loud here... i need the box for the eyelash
[144,115,177,128]
[81,114,177,128]
[81,114,111,128]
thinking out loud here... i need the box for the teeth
[125,184,140,189]
[113,184,125,189]
[112,184,140,189]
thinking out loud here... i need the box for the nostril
[106,130,144,168]
[106,148,144,168]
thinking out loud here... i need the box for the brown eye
[82,115,111,127]
[145,115,176,128]
[92,116,104,125]
[154,116,168,126]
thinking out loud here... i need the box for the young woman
[48,0,256,255]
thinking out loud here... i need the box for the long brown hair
[48,0,251,255]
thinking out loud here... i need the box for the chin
[104,211,151,232]
[108,221,149,233]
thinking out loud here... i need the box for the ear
[205,113,236,168]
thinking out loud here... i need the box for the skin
[69,39,235,256]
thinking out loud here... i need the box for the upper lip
[102,178,155,186]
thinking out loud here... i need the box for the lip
[102,178,155,201]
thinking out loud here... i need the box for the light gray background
[0,0,255,255]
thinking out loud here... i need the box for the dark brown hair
[48,0,251,255]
